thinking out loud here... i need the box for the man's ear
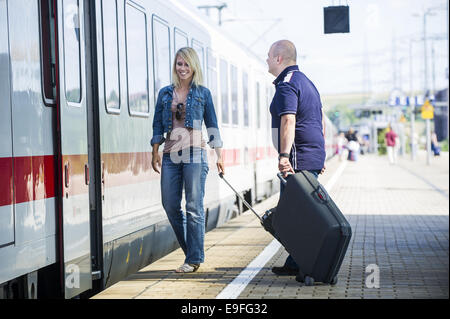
[276,56,282,64]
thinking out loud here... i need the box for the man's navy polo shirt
[269,65,325,171]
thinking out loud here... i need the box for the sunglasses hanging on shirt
[176,103,184,120]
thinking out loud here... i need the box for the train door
[56,0,92,298]
[0,0,14,250]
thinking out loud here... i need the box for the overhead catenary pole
[409,38,416,160]
[422,11,432,166]
[420,7,440,165]
[197,3,227,26]
[410,5,445,161]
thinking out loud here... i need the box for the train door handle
[101,162,105,184]
[64,163,70,188]
[101,162,105,201]
[85,164,90,185]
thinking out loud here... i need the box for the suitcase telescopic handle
[277,172,294,186]
[218,173,263,222]
[276,173,287,186]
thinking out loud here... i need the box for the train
[0,0,337,299]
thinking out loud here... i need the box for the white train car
[0,0,336,299]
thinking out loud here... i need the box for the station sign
[421,100,434,119]
[389,93,410,107]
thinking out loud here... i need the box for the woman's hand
[215,148,225,175]
[152,152,162,174]
[217,156,225,175]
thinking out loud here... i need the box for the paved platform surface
[93,151,449,299]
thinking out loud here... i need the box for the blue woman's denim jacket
[151,84,223,149]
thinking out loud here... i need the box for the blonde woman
[151,47,224,273]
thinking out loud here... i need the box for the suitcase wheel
[304,276,315,286]
[330,276,338,285]
[295,273,304,283]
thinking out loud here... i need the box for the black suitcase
[219,172,351,286]
[273,171,352,286]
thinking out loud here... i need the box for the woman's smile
[176,57,193,81]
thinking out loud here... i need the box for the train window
[152,16,171,100]
[102,0,120,112]
[192,39,204,76]
[207,48,217,109]
[126,3,149,116]
[63,0,82,104]
[39,0,57,106]
[0,4,8,67]
[174,28,188,53]
[256,82,261,129]
[230,65,238,126]
[219,59,229,124]
[242,71,249,127]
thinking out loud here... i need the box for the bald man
[267,40,326,276]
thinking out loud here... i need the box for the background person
[151,47,224,273]
[345,128,359,161]
[431,131,441,156]
[337,132,347,161]
[385,125,398,165]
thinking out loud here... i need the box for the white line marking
[324,160,348,192]
[216,239,282,299]
[215,160,348,299]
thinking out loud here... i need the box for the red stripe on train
[0,147,277,207]
[0,155,56,207]
[0,157,14,207]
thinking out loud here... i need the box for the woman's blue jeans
[161,147,209,265]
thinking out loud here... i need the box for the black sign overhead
[324,6,350,34]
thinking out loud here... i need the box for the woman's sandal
[175,263,200,273]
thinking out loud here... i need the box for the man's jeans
[161,148,209,264]
[280,170,321,270]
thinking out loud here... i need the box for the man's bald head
[270,40,297,64]
[266,40,298,77]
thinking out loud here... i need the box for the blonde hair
[172,47,203,88]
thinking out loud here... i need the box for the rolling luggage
[273,171,352,286]
[219,171,352,286]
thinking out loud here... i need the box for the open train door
[55,0,92,298]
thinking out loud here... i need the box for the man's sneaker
[271,265,299,276]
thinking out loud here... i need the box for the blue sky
[186,0,448,96]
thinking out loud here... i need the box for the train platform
[92,151,449,300]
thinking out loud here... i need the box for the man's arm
[274,81,298,176]
[280,114,296,154]
[279,114,296,176]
